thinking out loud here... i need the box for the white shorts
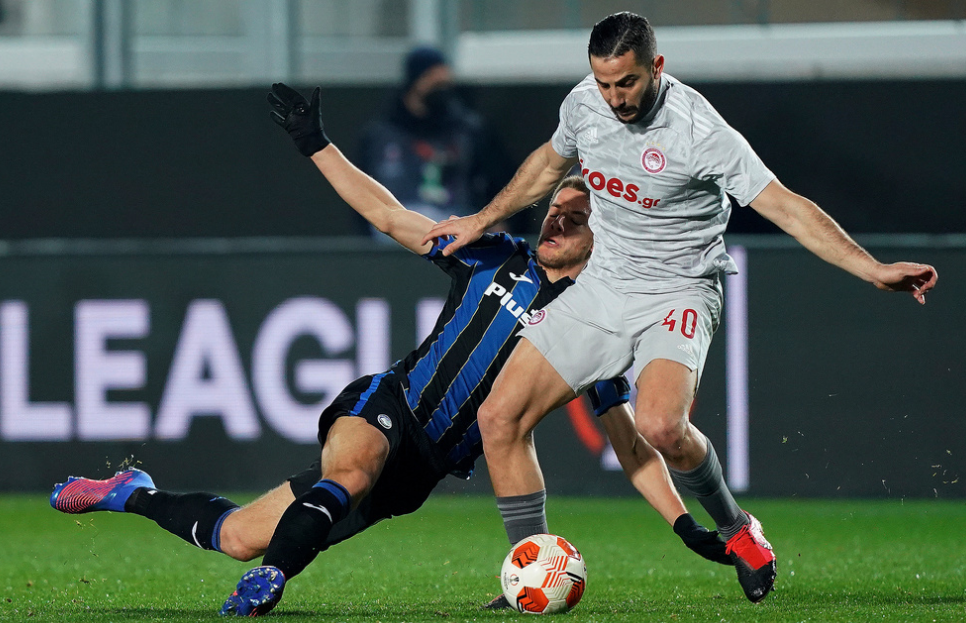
[519,274,722,393]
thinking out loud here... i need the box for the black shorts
[287,371,447,550]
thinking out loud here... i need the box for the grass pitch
[1,494,964,622]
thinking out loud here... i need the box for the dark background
[0,242,960,497]
[0,78,961,497]
[1,79,963,240]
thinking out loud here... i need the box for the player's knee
[325,440,388,504]
[217,516,266,562]
[322,467,378,506]
[635,412,687,457]
[477,399,499,435]
[478,399,520,447]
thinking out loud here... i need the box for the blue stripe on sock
[211,506,240,553]
[312,479,351,510]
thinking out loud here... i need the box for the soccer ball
[500,534,587,614]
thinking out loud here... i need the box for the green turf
[2,494,964,622]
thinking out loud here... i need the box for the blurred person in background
[357,46,515,239]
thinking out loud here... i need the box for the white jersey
[551,73,775,293]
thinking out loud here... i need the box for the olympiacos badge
[641,147,666,174]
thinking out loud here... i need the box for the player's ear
[651,54,665,78]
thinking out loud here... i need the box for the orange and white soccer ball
[500,534,587,614]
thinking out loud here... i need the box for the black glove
[673,513,733,566]
[267,82,330,157]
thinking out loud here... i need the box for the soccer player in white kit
[424,12,938,604]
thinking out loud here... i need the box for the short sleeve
[423,233,518,278]
[550,92,579,159]
[690,105,775,206]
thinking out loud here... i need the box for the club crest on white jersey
[549,72,776,291]
[641,147,666,174]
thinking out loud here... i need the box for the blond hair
[551,175,589,203]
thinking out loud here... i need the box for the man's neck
[542,259,589,283]
[636,75,667,125]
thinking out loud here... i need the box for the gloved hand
[673,513,734,566]
[267,82,330,157]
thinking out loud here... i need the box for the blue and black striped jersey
[392,233,624,477]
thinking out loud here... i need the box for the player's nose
[552,215,567,232]
[543,219,560,236]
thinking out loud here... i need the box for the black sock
[668,440,747,539]
[261,480,351,580]
[496,490,548,544]
[126,488,239,552]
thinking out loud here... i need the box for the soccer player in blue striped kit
[50,83,732,616]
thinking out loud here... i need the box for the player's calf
[260,479,351,579]
[51,468,242,555]
[217,514,270,562]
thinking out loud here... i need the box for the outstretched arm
[598,403,685,525]
[750,179,938,304]
[421,141,577,256]
[598,402,731,565]
[310,145,435,254]
[268,83,435,254]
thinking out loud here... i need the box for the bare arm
[421,141,577,256]
[481,141,578,228]
[310,144,436,255]
[267,83,435,255]
[598,403,686,526]
[750,179,937,304]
